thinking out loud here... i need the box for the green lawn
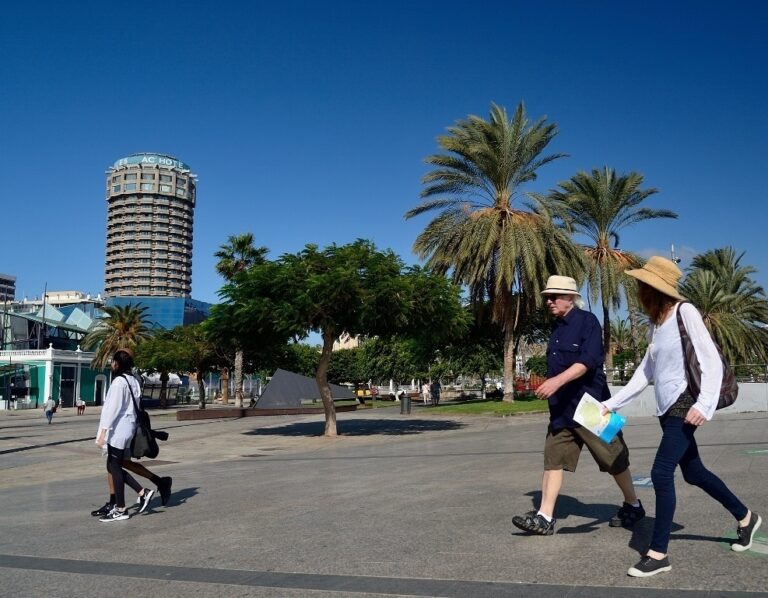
[428,395,550,416]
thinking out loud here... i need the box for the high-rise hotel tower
[104,153,207,328]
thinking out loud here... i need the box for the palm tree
[680,247,768,365]
[83,304,153,370]
[405,102,582,401]
[214,233,268,407]
[543,167,677,374]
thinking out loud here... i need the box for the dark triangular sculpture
[256,368,355,408]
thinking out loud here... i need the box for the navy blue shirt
[546,307,610,430]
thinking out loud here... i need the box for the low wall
[176,404,357,421]
[607,382,768,417]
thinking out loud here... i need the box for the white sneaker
[99,507,129,522]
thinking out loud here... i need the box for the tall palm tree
[543,167,677,374]
[83,304,153,370]
[680,247,768,365]
[405,102,582,401]
[214,233,268,407]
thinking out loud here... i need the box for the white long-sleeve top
[602,302,722,420]
[97,374,140,449]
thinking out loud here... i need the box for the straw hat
[541,275,581,297]
[116,347,134,359]
[625,256,686,301]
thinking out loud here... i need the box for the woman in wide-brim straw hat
[601,256,761,578]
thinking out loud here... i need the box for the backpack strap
[675,301,702,399]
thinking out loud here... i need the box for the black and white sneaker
[91,502,114,517]
[732,512,762,552]
[628,555,671,577]
[512,512,556,535]
[99,507,130,522]
[136,488,155,514]
[610,500,646,528]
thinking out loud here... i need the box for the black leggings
[106,444,142,508]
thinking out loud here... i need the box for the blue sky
[1,1,766,306]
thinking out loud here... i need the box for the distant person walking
[43,397,56,424]
[430,380,441,406]
[601,257,761,577]
[76,397,86,415]
[422,382,431,405]
[512,275,643,537]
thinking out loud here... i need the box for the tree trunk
[628,305,640,363]
[159,371,169,409]
[502,325,516,402]
[316,329,337,436]
[197,371,206,410]
[234,349,244,408]
[220,367,230,405]
[602,303,613,383]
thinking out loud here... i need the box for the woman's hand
[684,406,707,427]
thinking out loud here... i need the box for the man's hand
[684,406,706,427]
[535,377,562,400]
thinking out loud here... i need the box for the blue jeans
[649,414,748,553]
[45,410,53,424]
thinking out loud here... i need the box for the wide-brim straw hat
[625,256,686,301]
[116,347,134,359]
[541,275,581,297]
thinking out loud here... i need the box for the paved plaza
[1,403,767,597]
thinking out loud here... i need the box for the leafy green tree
[134,330,182,409]
[171,324,222,410]
[214,233,268,407]
[544,167,677,372]
[525,354,547,377]
[215,240,465,436]
[83,304,154,370]
[405,102,582,401]
[327,347,365,386]
[680,247,768,364]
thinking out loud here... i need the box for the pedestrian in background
[43,397,56,424]
[422,382,431,405]
[602,257,761,577]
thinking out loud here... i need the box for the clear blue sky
[2,0,766,305]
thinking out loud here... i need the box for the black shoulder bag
[122,374,160,459]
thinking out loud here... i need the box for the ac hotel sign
[112,154,189,171]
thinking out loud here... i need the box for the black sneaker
[158,476,172,506]
[512,512,555,535]
[732,511,762,552]
[628,555,671,577]
[610,500,646,528]
[136,488,155,514]
[91,502,114,517]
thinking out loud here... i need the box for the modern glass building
[106,296,210,330]
[104,153,196,298]
[0,273,15,302]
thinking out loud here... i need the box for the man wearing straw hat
[512,275,644,536]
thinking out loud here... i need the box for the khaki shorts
[544,425,630,475]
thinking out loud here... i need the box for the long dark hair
[112,350,134,376]
[637,281,677,325]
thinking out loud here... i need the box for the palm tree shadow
[244,419,466,437]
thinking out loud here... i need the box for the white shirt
[602,302,722,420]
[97,374,140,449]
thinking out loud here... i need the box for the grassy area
[428,395,549,416]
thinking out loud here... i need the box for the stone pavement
[1,403,767,597]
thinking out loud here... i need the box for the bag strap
[675,301,702,399]
[120,374,142,415]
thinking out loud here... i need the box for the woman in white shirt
[603,256,761,578]
[95,349,144,522]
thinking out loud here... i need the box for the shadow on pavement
[245,418,466,437]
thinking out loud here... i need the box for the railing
[607,364,768,385]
